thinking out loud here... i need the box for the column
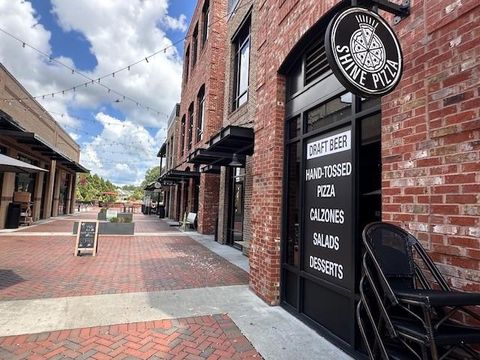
[32,170,45,222]
[65,173,74,214]
[52,168,61,217]
[0,172,15,229]
[69,173,78,214]
[43,159,56,219]
[198,173,220,234]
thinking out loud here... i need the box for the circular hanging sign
[154,181,162,189]
[325,7,403,98]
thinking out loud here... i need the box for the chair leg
[423,306,439,360]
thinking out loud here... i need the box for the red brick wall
[251,0,479,305]
[382,0,480,292]
[198,173,220,234]
[176,0,227,234]
[250,0,342,305]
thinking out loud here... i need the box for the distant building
[0,64,87,228]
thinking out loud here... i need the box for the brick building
[158,0,480,357]
[0,64,86,229]
[161,0,228,234]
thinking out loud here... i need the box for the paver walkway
[0,315,261,360]
[0,210,349,359]
[0,215,248,301]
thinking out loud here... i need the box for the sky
[0,0,196,186]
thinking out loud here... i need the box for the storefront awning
[208,125,254,156]
[0,153,48,173]
[187,148,246,167]
[159,169,200,183]
[0,129,89,173]
[201,164,221,174]
[0,110,24,131]
[157,142,167,157]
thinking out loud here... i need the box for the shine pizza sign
[325,7,403,98]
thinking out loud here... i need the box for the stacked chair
[357,222,480,359]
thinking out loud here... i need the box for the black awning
[0,110,24,131]
[144,182,156,191]
[157,142,167,157]
[159,169,200,183]
[0,129,89,173]
[208,125,254,155]
[188,148,246,166]
[201,164,221,174]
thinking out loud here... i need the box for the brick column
[198,173,220,235]
[249,76,285,305]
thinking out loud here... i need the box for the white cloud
[79,112,159,186]
[0,0,186,184]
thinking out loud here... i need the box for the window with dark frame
[228,0,238,14]
[180,115,186,156]
[187,103,194,150]
[202,0,210,46]
[232,16,251,111]
[184,46,190,83]
[197,85,206,142]
[192,24,199,67]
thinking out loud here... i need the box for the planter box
[73,222,135,235]
[117,212,133,223]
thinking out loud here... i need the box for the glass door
[227,167,245,249]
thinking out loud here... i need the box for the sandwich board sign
[75,221,99,256]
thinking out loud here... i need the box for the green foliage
[76,173,118,202]
[140,166,160,189]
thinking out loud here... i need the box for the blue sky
[0,0,196,185]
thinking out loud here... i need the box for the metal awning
[201,164,221,174]
[0,153,48,173]
[0,110,24,131]
[208,125,254,156]
[157,142,167,157]
[0,129,89,173]
[159,169,200,183]
[144,182,156,191]
[187,148,246,166]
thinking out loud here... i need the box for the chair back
[363,223,417,297]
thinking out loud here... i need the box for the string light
[0,0,254,118]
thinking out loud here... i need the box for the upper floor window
[197,85,206,142]
[232,17,251,110]
[192,24,199,67]
[184,46,190,83]
[228,0,238,14]
[188,103,194,150]
[180,115,186,156]
[202,0,210,46]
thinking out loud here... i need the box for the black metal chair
[357,222,480,360]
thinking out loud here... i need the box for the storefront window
[286,141,300,267]
[15,154,36,194]
[306,92,352,132]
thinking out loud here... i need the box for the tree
[140,166,160,188]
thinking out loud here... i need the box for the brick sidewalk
[0,234,248,300]
[0,314,262,359]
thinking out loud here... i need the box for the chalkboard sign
[75,221,99,256]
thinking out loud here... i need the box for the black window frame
[180,115,186,156]
[184,46,190,83]
[232,16,251,111]
[192,24,199,67]
[197,85,206,142]
[202,0,210,46]
[187,103,194,150]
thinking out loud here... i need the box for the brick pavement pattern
[0,314,262,359]
[16,211,171,233]
[0,233,248,300]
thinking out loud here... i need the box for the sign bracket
[350,0,410,24]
